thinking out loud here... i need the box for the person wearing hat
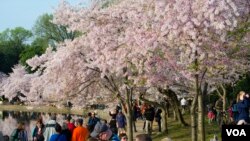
[44,114,57,141]
[91,121,120,141]
[72,118,89,141]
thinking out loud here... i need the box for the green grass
[152,114,221,141]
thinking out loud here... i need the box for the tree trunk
[161,107,168,134]
[157,88,188,126]
[166,102,170,118]
[221,85,227,112]
[194,49,205,141]
[125,87,133,141]
[198,89,205,141]
[173,110,177,121]
[191,93,198,141]
[139,91,168,134]
[168,90,188,126]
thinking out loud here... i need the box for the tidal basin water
[0,110,83,140]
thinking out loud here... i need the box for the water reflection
[0,111,83,140]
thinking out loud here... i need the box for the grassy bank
[152,114,221,141]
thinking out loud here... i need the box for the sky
[0,0,90,32]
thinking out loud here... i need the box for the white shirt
[181,98,187,106]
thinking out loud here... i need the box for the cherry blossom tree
[1,0,249,141]
[1,65,38,101]
[52,0,249,140]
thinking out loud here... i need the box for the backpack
[232,104,238,112]
[10,129,20,141]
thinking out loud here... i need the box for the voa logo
[226,129,246,136]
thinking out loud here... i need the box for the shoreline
[0,104,107,117]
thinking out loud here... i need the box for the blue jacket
[116,113,126,128]
[110,134,120,141]
[88,117,100,127]
[237,98,250,123]
[49,134,67,141]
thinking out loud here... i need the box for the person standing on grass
[154,108,162,132]
[236,91,250,125]
[180,97,187,114]
[116,110,126,136]
[144,105,155,134]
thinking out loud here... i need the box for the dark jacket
[32,126,45,141]
[155,108,162,122]
[237,98,250,123]
[144,107,155,121]
[87,117,100,132]
[62,129,71,141]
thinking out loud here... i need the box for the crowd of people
[0,102,164,141]
[207,91,250,125]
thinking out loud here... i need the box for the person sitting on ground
[135,134,152,141]
[49,123,67,141]
[72,118,89,141]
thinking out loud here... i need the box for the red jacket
[67,122,76,133]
